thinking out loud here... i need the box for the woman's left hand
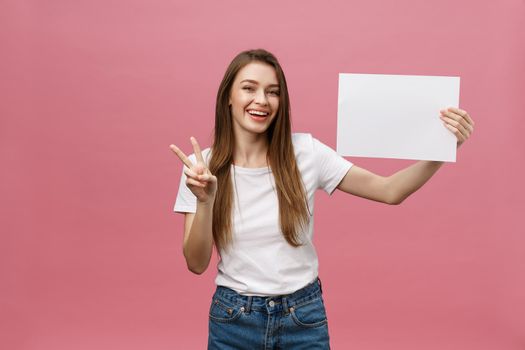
[440,107,475,148]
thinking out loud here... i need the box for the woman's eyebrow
[240,79,279,88]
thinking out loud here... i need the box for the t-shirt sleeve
[313,137,353,195]
[173,154,197,213]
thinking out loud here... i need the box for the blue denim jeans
[208,277,330,349]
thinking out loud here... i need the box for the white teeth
[247,110,268,116]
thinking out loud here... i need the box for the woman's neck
[233,132,269,168]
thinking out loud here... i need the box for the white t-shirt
[173,133,353,296]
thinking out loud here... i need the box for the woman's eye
[242,86,254,91]
[268,91,280,96]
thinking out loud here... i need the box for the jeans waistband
[213,277,323,314]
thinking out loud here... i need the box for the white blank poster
[337,73,460,162]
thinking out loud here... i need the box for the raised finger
[190,137,205,164]
[169,144,193,169]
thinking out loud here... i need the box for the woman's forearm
[183,201,214,274]
[387,160,444,204]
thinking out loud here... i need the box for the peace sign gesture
[170,137,217,204]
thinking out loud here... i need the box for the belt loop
[245,296,252,313]
[318,277,323,294]
[282,297,290,314]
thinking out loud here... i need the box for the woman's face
[228,62,280,138]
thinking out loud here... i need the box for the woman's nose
[254,89,268,105]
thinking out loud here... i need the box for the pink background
[1,0,524,349]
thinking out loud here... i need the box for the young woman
[170,49,474,349]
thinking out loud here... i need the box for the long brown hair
[208,49,310,252]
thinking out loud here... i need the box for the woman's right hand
[170,137,217,204]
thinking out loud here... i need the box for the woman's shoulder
[292,132,338,159]
[292,132,314,150]
[291,132,317,161]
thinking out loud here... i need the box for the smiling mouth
[246,109,270,116]
[246,109,270,122]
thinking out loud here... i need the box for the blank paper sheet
[337,73,460,162]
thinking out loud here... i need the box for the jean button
[269,300,275,307]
